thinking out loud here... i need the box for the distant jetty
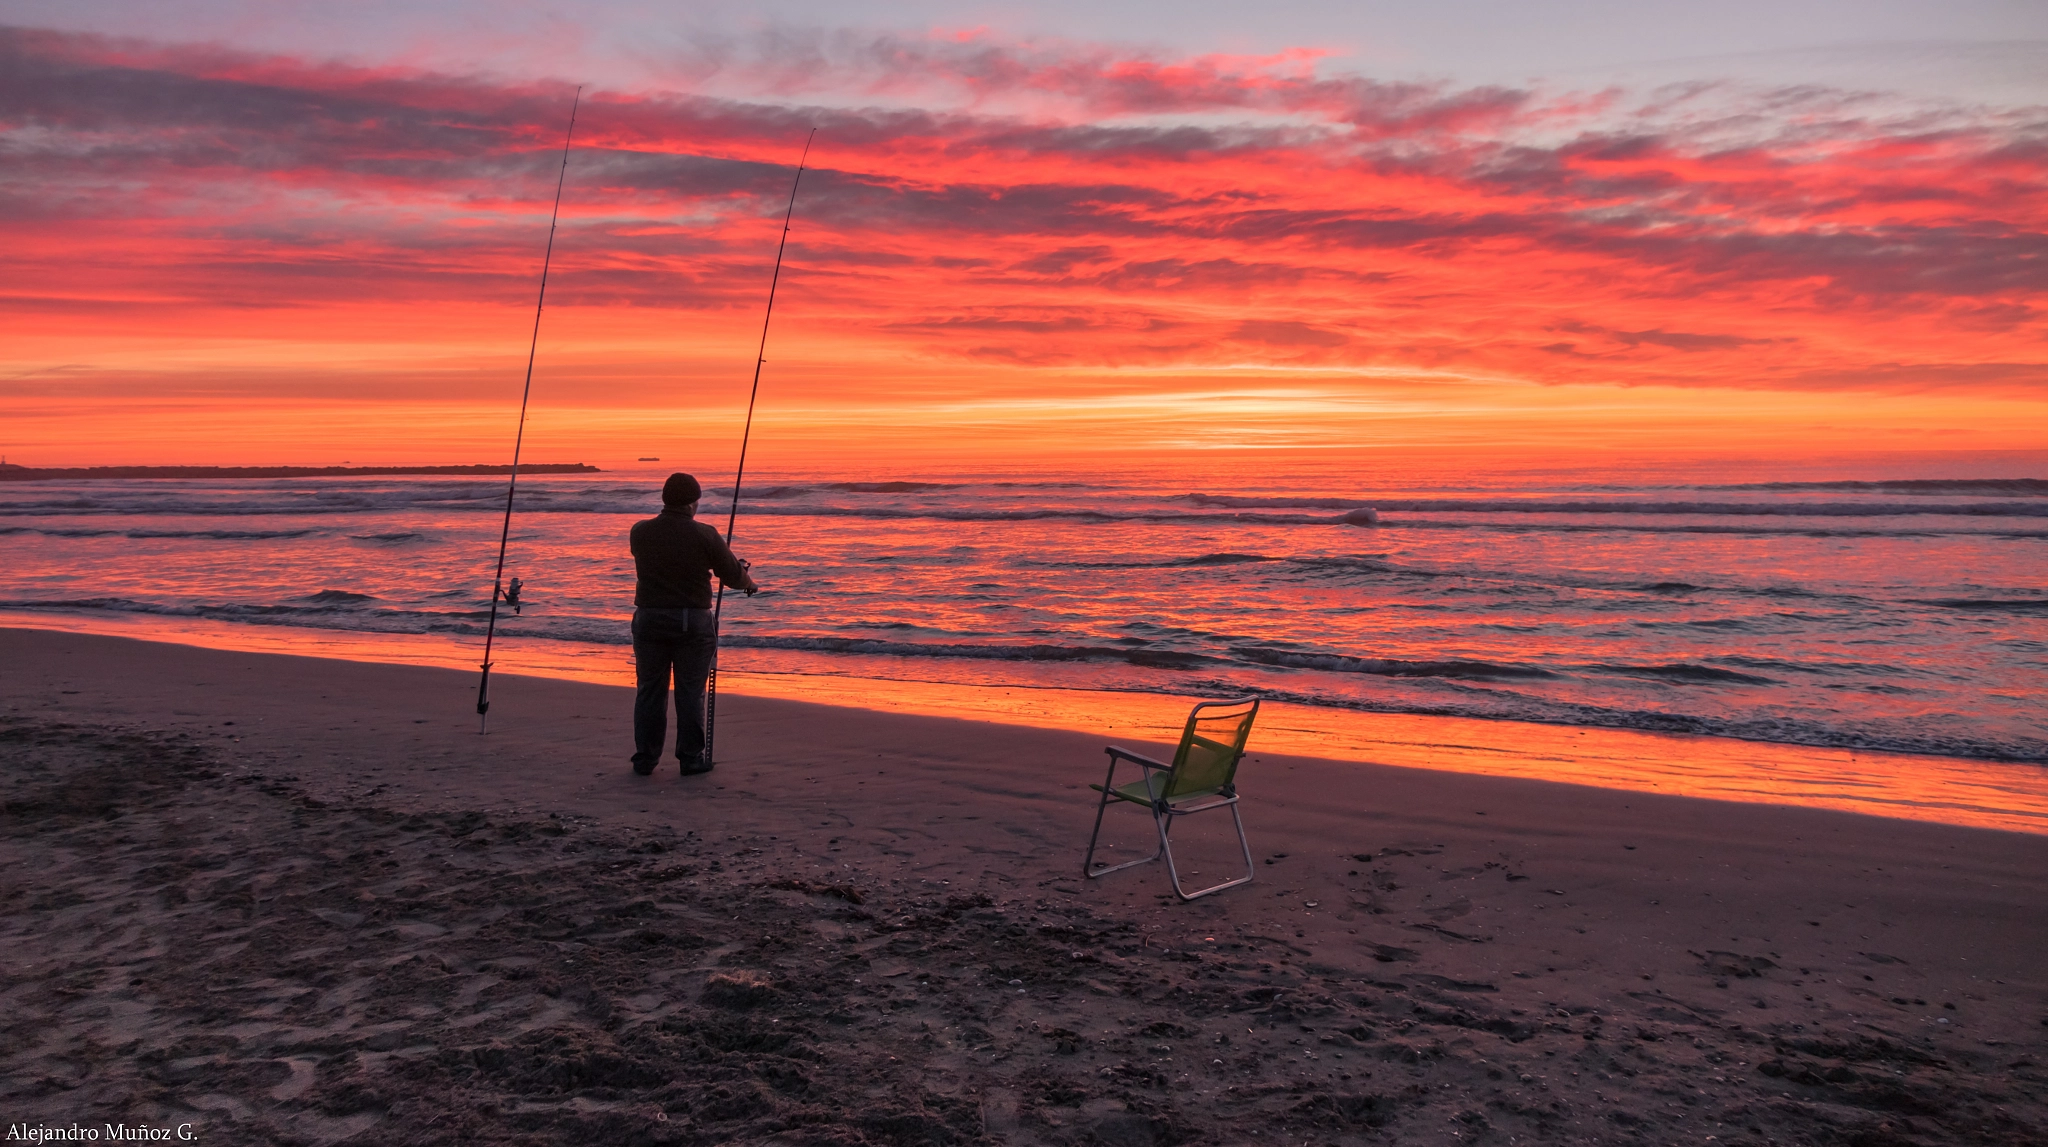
[0,463,602,481]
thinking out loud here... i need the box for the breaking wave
[1707,479,2048,496]
[1909,598,2048,613]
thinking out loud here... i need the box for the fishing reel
[739,560,756,597]
[498,576,524,614]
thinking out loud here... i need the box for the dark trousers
[632,607,718,767]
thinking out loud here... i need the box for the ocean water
[3,466,2044,764]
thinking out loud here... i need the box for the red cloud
[2,23,2044,402]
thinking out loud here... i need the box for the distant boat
[638,457,661,461]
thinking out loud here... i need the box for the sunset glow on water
[5,460,2044,831]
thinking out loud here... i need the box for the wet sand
[4,627,2045,1145]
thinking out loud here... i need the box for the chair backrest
[1163,697,1260,798]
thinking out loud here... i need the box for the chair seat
[1095,779,1223,806]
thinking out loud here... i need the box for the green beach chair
[1083,696,1261,901]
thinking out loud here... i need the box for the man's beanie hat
[662,472,703,507]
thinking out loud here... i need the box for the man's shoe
[632,760,656,777]
[679,755,714,776]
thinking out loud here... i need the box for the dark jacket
[630,510,748,609]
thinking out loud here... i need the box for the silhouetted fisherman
[629,473,758,776]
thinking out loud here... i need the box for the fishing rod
[704,128,815,764]
[475,87,582,734]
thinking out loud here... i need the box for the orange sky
[3,27,2045,468]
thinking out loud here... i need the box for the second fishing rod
[703,129,816,766]
[476,86,581,734]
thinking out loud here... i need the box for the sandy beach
[4,626,2044,1146]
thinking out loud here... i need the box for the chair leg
[1231,801,1255,881]
[1084,761,1164,879]
[1161,800,1256,901]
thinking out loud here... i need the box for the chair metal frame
[1083,696,1259,901]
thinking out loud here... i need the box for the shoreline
[3,626,2045,1144]
[6,615,2046,835]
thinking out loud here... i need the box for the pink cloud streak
[1,24,2043,398]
